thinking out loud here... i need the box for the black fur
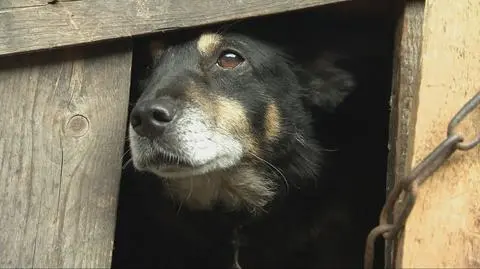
[113,14,393,268]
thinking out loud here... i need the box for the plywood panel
[0,0,346,56]
[398,0,480,267]
[0,42,132,267]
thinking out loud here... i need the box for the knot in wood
[66,114,89,137]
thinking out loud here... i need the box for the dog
[126,31,358,268]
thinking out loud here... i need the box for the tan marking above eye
[197,33,222,56]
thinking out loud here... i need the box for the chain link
[364,91,480,269]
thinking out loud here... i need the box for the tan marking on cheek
[184,84,216,118]
[215,97,249,134]
[265,102,281,141]
[215,97,258,153]
[197,33,222,56]
[184,86,259,154]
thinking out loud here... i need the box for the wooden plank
[0,41,132,268]
[0,0,346,57]
[397,0,480,267]
[385,0,424,267]
[0,0,45,9]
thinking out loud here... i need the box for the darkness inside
[112,2,395,268]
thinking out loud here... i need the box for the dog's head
[128,32,354,213]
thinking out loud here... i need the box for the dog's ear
[149,40,167,64]
[296,53,355,112]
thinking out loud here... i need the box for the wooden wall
[0,0,345,57]
[0,42,132,268]
[1,1,367,267]
[394,0,480,267]
[0,0,419,267]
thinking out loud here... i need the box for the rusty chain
[364,91,480,269]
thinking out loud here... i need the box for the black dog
[125,31,357,268]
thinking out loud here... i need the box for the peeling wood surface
[386,0,424,267]
[0,0,346,56]
[398,0,480,267]
[0,42,132,268]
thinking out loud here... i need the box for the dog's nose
[130,98,176,137]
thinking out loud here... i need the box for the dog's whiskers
[122,158,133,169]
[121,148,131,161]
[248,152,289,194]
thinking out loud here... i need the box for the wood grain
[398,0,480,267]
[0,41,132,268]
[385,0,424,266]
[0,0,346,57]
[0,0,45,9]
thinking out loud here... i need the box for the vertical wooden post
[397,0,480,267]
[0,41,132,268]
[386,0,424,266]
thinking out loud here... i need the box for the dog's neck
[162,166,277,215]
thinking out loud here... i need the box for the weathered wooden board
[0,0,346,57]
[397,0,480,267]
[0,0,45,8]
[0,41,132,268]
[385,0,424,267]
[387,0,424,203]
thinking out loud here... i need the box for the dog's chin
[132,153,241,179]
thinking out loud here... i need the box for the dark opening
[112,2,395,268]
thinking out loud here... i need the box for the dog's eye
[216,51,244,69]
